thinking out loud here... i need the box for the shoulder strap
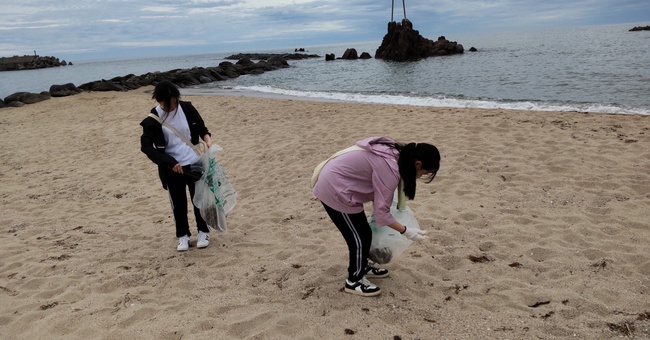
[310,145,363,188]
[147,113,203,156]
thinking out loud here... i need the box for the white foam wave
[226,85,649,116]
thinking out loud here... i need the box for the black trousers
[322,202,371,282]
[164,166,209,238]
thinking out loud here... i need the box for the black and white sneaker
[344,278,381,297]
[365,264,389,278]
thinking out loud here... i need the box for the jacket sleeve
[371,167,399,227]
[140,116,178,169]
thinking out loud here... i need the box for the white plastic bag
[368,201,421,264]
[192,144,237,233]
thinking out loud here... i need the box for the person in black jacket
[140,81,213,251]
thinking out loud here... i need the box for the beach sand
[0,88,649,339]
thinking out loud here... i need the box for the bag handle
[148,113,204,156]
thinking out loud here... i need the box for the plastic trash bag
[192,144,237,233]
[368,201,421,264]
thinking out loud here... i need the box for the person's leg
[165,171,191,238]
[187,173,210,249]
[322,203,380,296]
[186,171,209,233]
[321,203,371,282]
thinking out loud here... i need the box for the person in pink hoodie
[312,137,440,297]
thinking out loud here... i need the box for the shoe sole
[365,273,389,279]
[196,243,209,249]
[177,248,189,252]
[344,287,381,297]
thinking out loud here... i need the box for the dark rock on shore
[4,91,51,105]
[629,25,650,31]
[1,56,294,108]
[49,83,84,97]
[0,55,70,71]
[375,19,464,61]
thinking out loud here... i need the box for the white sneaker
[177,235,190,252]
[197,231,210,249]
[344,277,381,297]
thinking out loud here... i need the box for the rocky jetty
[225,53,319,60]
[629,25,650,32]
[1,57,292,108]
[375,19,464,61]
[0,55,70,71]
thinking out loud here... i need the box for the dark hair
[151,80,180,114]
[396,142,440,200]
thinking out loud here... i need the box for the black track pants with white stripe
[164,166,209,238]
[322,202,371,282]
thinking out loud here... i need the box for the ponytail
[398,143,418,199]
[397,142,440,200]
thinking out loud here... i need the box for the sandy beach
[0,88,649,339]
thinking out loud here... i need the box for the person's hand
[403,226,427,241]
[172,163,183,174]
[203,135,212,148]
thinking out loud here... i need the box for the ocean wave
[185,85,650,116]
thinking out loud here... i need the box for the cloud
[0,0,647,60]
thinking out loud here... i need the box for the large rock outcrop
[375,19,464,61]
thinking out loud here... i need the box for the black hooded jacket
[140,101,211,189]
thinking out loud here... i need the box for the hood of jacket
[355,136,399,161]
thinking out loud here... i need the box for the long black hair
[395,142,440,200]
[151,80,180,116]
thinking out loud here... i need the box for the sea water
[1,23,648,115]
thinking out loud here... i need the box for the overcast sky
[1,0,648,61]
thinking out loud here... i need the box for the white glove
[402,226,427,241]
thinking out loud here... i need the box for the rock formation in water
[0,55,70,71]
[375,19,464,61]
[629,25,650,32]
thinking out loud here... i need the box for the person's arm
[387,220,406,233]
[371,164,426,240]
[140,118,178,168]
[370,168,399,227]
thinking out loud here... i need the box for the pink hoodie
[312,137,400,226]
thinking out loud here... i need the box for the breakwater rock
[629,25,650,32]
[225,53,319,60]
[375,19,464,61]
[1,57,291,108]
[0,55,70,71]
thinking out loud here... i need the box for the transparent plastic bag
[192,144,237,233]
[368,201,421,264]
